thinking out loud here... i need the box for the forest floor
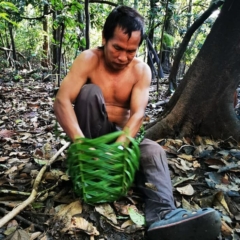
[0,69,240,240]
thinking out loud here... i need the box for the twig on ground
[37,182,59,197]
[0,207,45,231]
[0,142,70,228]
[0,190,30,196]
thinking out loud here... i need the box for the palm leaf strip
[67,131,140,203]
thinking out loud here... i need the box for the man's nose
[118,51,127,62]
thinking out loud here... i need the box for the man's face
[102,26,141,71]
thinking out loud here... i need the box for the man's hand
[115,134,130,147]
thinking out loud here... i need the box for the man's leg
[135,138,176,225]
[136,138,221,240]
[74,84,117,138]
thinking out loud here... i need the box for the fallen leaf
[95,203,117,224]
[121,220,134,229]
[178,153,194,161]
[176,184,194,196]
[68,216,99,236]
[182,197,200,211]
[172,175,196,187]
[8,229,30,239]
[221,221,233,236]
[145,182,157,191]
[214,191,232,216]
[30,232,42,240]
[55,201,82,219]
[128,207,145,226]
[0,129,14,139]
[0,156,9,162]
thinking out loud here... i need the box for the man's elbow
[131,112,145,122]
[53,97,60,112]
[53,97,64,117]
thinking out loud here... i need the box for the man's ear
[102,31,106,46]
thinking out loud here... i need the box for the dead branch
[0,207,44,231]
[0,142,70,228]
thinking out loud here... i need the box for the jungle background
[0,0,240,239]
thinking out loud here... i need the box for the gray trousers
[74,84,176,225]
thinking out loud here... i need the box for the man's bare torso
[86,48,141,127]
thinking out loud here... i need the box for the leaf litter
[0,74,239,239]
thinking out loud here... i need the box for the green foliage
[0,1,18,24]
[0,0,216,80]
[13,74,22,81]
[163,33,174,47]
[0,1,18,12]
[136,125,145,144]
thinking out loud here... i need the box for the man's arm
[54,50,98,141]
[117,62,151,143]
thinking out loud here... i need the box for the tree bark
[41,4,49,67]
[145,0,240,141]
[134,0,138,9]
[8,23,17,69]
[85,0,90,49]
[52,11,61,75]
[57,23,65,87]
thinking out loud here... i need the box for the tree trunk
[57,23,65,87]
[160,0,176,75]
[145,0,240,141]
[186,0,192,30]
[41,4,49,67]
[85,0,90,49]
[52,11,61,74]
[8,23,17,69]
[134,0,138,9]
[147,0,158,77]
[167,0,224,92]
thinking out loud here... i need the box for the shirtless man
[54,6,221,240]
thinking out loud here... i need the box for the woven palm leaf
[67,131,140,203]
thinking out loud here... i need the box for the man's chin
[113,63,128,70]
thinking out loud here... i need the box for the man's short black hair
[103,6,145,46]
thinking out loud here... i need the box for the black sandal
[147,208,221,240]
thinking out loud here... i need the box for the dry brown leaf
[19,132,32,140]
[214,191,231,216]
[176,184,194,196]
[0,156,9,162]
[55,201,82,219]
[30,232,42,240]
[7,219,18,228]
[221,221,233,236]
[182,197,201,211]
[193,161,201,168]
[4,166,18,175]
[178,154,194,161]
[145,182,157,191]
[121,220,134,229]
[9,229,30,240]
[0,129,14,139]
[95,203,117,224]
[204,139,216,146]
[68,216,99,236]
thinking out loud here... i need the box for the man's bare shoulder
[132,58,151,79]
[75,48,101,64]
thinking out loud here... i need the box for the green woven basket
[67,131,140,204]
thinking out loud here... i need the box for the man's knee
[140,139,166,159]
[78,84,102,99]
